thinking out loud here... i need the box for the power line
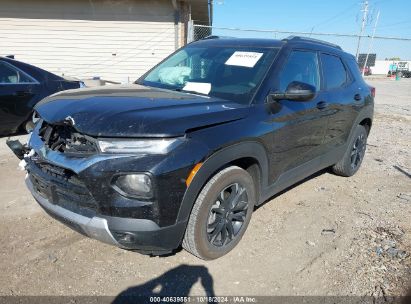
[308,3,358,32]
[195,24,411,41]
[378,20,411,29]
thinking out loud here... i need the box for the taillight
[370,86,376,98]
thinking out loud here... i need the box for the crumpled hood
[35,84,250,138]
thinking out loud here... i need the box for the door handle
[316,101,328,110]
[354,94,362,101]
[14,90,31,97]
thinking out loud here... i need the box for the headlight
[113,174,153,198]
[98,138,181,154]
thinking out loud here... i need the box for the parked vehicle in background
[360,66,372,76]
[9,36,374,260]
[401,70,411,78]
[0,56,84,136]
[397,61,409,72]
[396,62,411,78]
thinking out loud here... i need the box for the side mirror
[268,81,316,102]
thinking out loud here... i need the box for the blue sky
[212,0,411,59]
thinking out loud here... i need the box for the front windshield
[139,45,279,104]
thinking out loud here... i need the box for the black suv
[10,36,374,260]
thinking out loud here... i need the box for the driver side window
[279,50,320,92]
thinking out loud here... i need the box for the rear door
[319,53,359,150]
[269,49,329,178]
[0,61,41,133]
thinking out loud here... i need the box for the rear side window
[320,54,348,89]
[279,50,320,92]
[346,57,363,81]
[0,61,37,84]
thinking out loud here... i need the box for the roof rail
[202,35,221,40]
[201,35,237,40]
[283,36,342,50]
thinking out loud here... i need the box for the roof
[0,56,64,81]
[190,36,348,56]
[191,37,285,48]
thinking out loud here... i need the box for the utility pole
[356,0,369,61]
[362,10,380,76]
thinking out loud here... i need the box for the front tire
[182,166,255,260]
[332,125,368,177]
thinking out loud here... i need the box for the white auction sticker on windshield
[225,51,264,68]
[183,82,211,95]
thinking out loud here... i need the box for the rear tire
[182,166,255,260]
[332,125,368,177]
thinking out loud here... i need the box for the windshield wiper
[172,88,209,97]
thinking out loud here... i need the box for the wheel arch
[346,105,373,145]
[359,117,372,134]
[176,141,269,223]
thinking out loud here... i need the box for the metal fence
[190,24,411,74]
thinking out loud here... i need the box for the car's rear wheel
[182,166,255,260]
[332,125,368,177]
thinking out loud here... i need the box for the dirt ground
[0,78,410,298]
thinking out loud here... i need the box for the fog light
[114,174,152,198]
[114,232,136,244]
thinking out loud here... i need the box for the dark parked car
[9,36,374,260]
[360,66,371,76]
[0,56,84,135]
[401,70,411,78]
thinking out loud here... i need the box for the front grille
[38,121,98,154]
[27,157,97,217]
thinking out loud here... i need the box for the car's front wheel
[182,166,255,260]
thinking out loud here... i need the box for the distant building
[371,60,411,75]
[0,0,212,83]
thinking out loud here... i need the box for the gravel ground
[0,79,410,298]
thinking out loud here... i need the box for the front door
[268,49,330,181]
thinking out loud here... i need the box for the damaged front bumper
[26,176,121,246]
[12,121,191,255]
[26,175,187,255]
[6,139,30,160]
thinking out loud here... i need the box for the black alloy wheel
[182,166,255,260]
[350,132,366,170]
[332,124,368,177]
[206,183,249,247]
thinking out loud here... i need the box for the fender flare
[348,105,374,143]
[176,141,269,223]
